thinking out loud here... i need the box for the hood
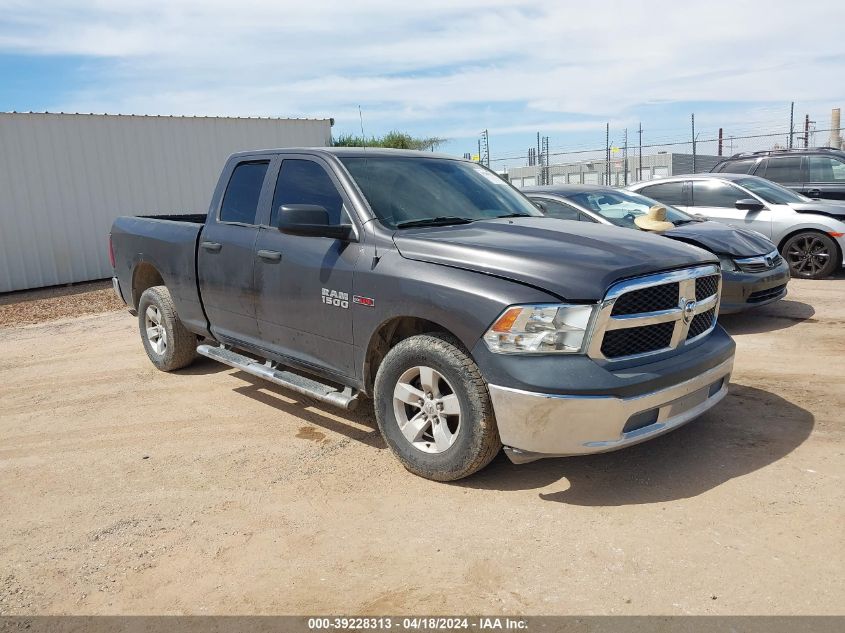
[787,199,845,219]
[663,221,775,257]
[392,217,716,302]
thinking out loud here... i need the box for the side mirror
[277,204,353,240]
[735,198,765,212]
[532,200,548,213]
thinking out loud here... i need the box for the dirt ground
[0,280,123,327]
[0,277,842,616]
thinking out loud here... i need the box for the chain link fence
[491,123,843,189]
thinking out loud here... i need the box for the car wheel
[782,232,839,279]
[373,333,501,481]
[138,285,197,371]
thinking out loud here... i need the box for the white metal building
[0,112,333,293]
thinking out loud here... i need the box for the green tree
[333,130,446,152]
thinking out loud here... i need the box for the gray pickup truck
[110,148,736,481]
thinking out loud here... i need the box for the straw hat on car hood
[635,205,675,232]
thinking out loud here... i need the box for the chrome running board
[196,344,360,411]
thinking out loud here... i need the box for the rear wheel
[782,231,839,279]
[373,333,501,481]
[138,286,197,371]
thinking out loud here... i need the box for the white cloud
[1,0,843,145]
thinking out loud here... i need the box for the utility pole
[477,139,481,163]
[638,123,643,181]
[622,128,628,186]
[789,101,795,149]
[718,128,723,156]
[804,114,810,148]
[605,122,610,185]
[691,113,697,173]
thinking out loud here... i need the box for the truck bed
[110,215,208,335]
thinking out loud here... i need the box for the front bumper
[488,355,734,464]
[719,261,790,314]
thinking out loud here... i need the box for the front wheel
[373,333,501,481]
[138,286,197,371]
[782,231,839,279]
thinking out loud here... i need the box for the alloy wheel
[392,366,462,454]
[786,235,830,277]
[144,305,168,355]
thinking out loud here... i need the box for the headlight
[483,304,596,354]
[719,256,738,272]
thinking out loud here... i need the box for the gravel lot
[0,277,842,615]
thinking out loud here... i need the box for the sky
[1,0,844,169]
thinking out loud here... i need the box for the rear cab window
[220,161,270,224]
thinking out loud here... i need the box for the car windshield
[566,190,693,228]
[340,156,541,229]
[735,177,810,204]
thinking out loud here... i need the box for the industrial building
[0,112,333,293]
[506,152,724,189]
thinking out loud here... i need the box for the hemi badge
[353,295,375,307]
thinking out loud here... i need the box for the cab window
[808,156,845,182]
[761,156,803,183]
[220,161,270,224]
[638,182,688,206]
[272,159,346,226]
[538,198,583,221]
[690,181,746,208]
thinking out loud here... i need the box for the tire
[138,285,197,371]
[373,333,501,481]
[781,231,839,279]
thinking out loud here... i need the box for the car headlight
[719,256,738,272]
[483,304,596,354]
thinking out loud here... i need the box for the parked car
[629,174,845,279]
[711,147,845,201]
[524,185,790,313]
[110,148,735,481]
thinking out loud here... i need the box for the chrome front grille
[735,250,783,274]
[588,265,722,361]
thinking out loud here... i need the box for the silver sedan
[628,174,845,279]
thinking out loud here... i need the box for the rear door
[253,155,361,380]
[688,179,773,238]
[198,158,273,348]
[805,155,845,200]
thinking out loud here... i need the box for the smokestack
[831,108,842,149]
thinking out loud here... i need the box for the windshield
[736,177,810,204]
[565,189,694,228]
[340,156,541,229]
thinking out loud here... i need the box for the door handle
[201,241,222,252]
[257,249,282,262]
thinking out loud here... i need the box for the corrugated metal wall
[0,113,332,292]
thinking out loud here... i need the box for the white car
[629,174,845,279]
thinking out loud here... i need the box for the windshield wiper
[495,212,534,218]
[396,216,476,229]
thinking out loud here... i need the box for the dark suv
[711,147,845,201]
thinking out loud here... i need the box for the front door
[198,159,272,347]
[253,156,361,379]
[688,180,773,238]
